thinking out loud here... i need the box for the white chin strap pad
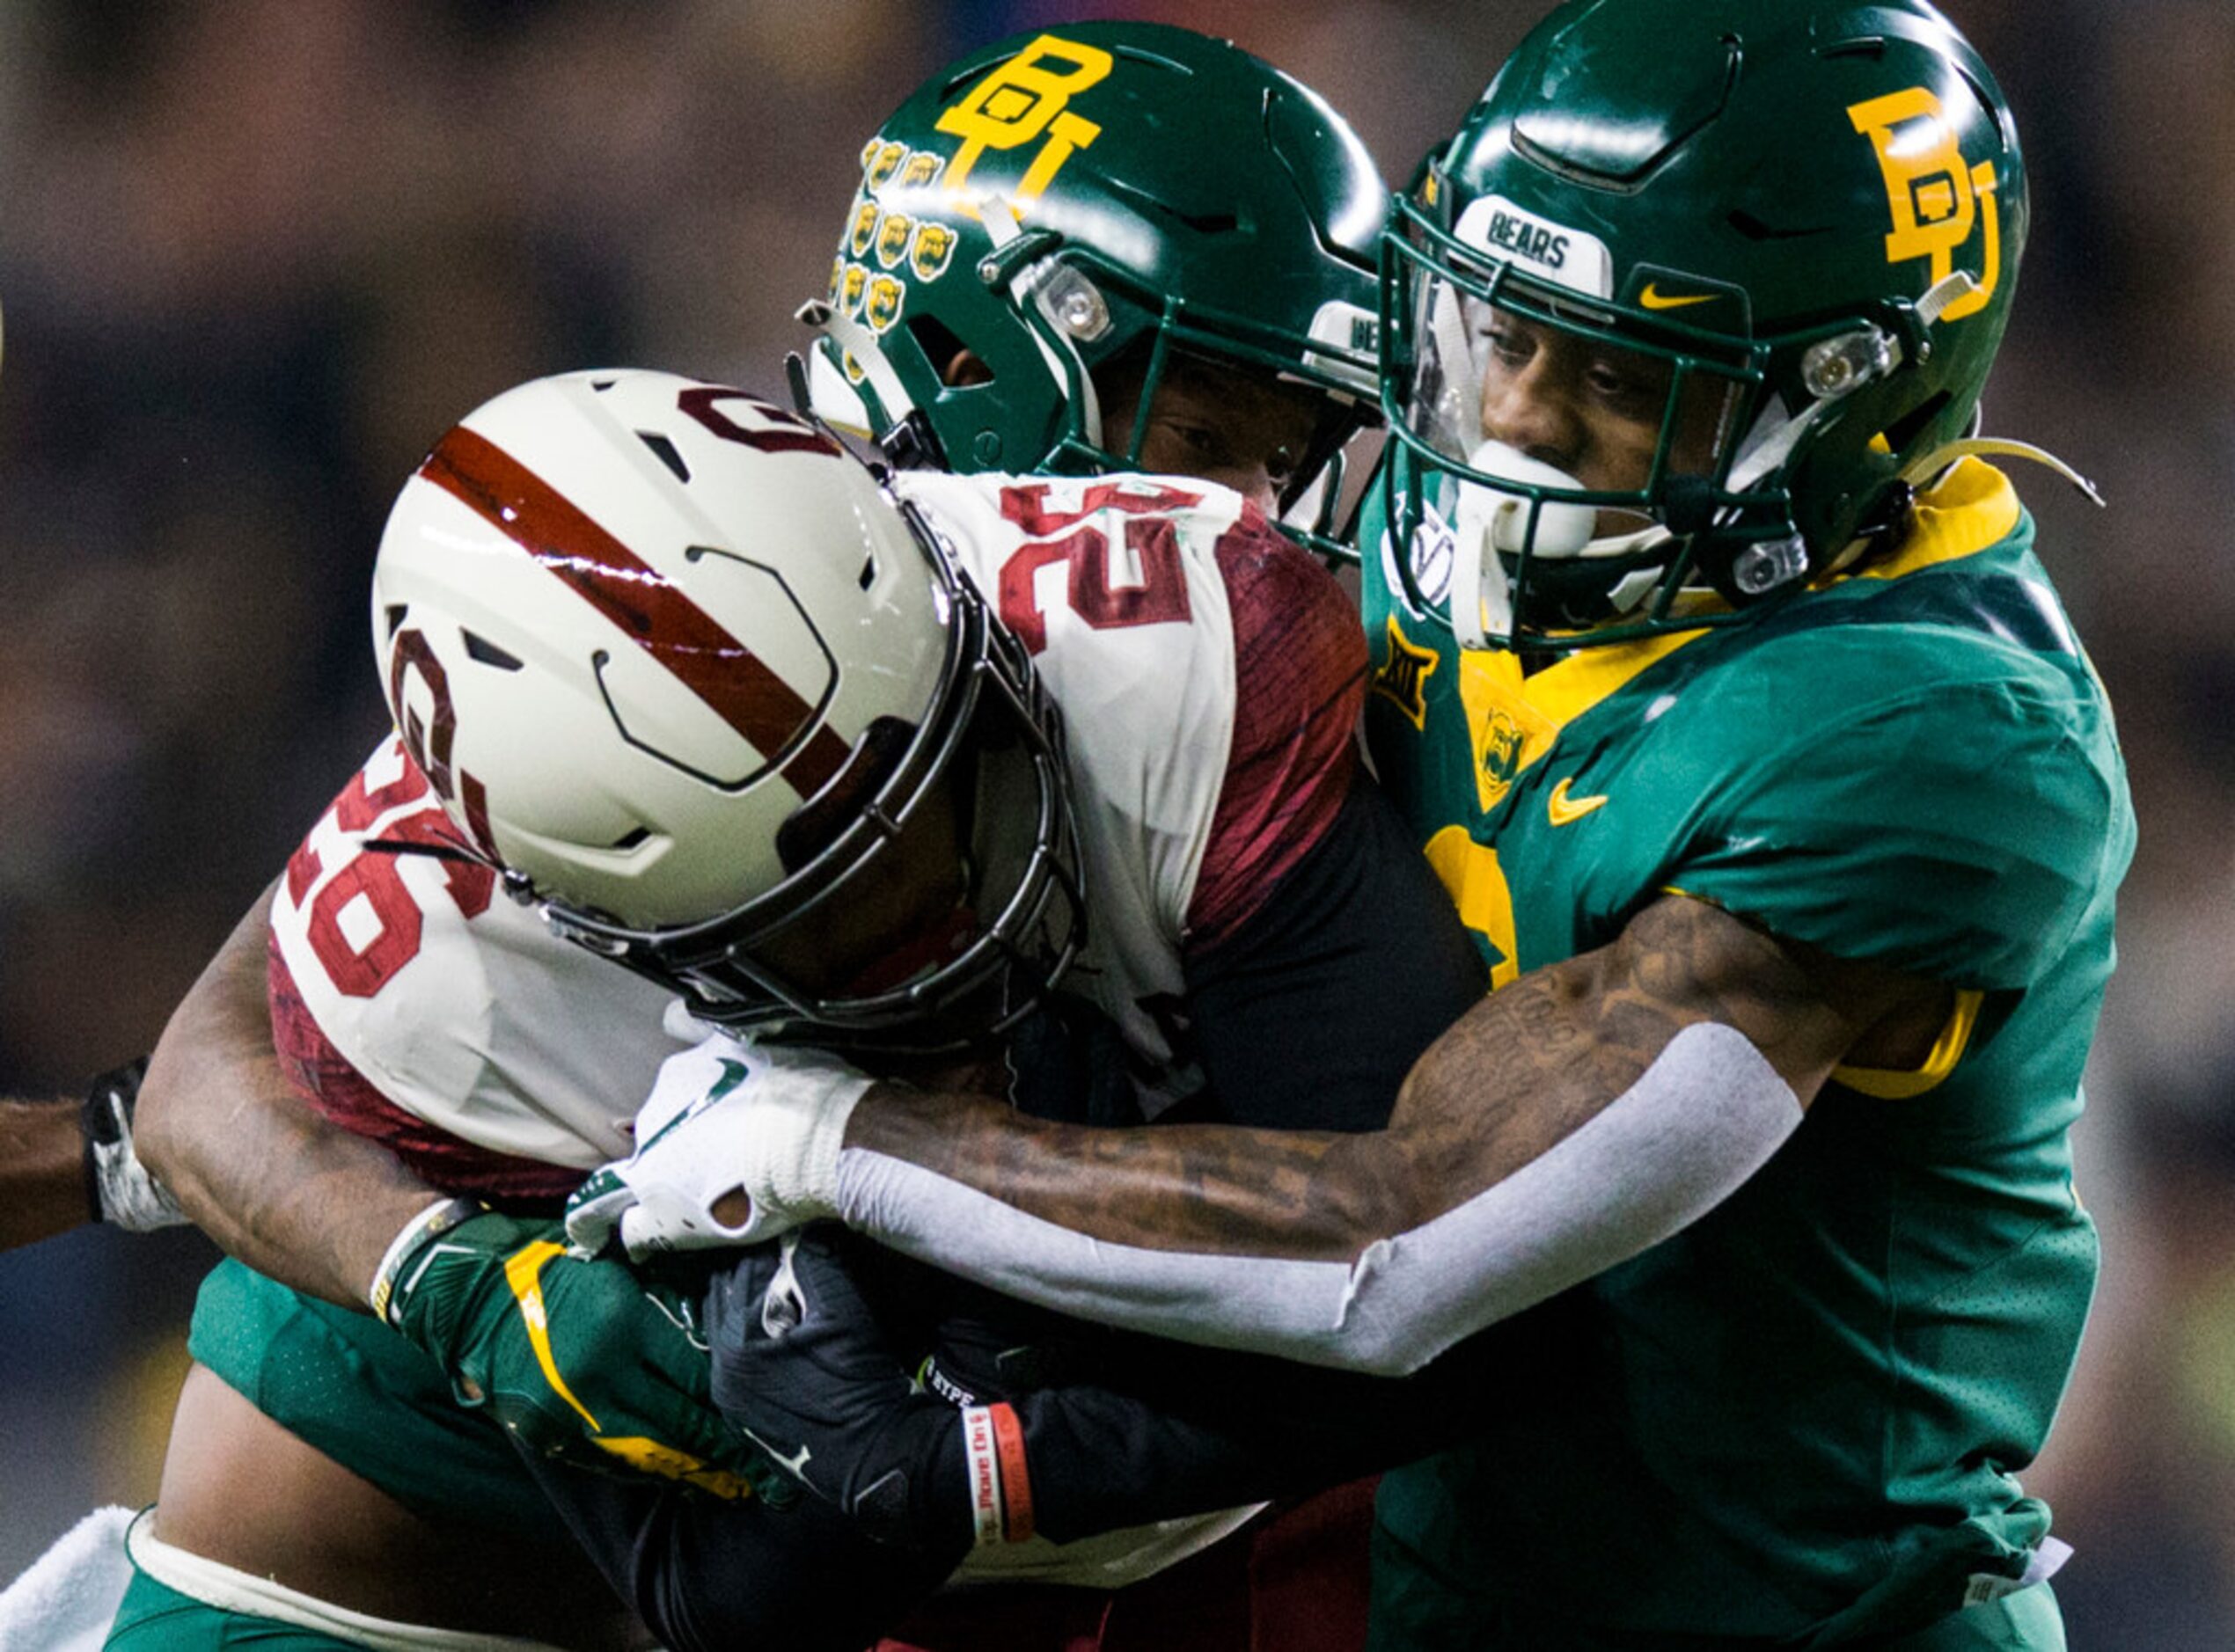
[1449,441,1596,647]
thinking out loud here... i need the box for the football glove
[81,1056,187,1232]
[564,1029,872,1261]
[381,1204,791,1505]
[705,1226,984,1551]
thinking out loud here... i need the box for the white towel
[0,1506,136,1652]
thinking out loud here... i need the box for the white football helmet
[370,368,1083,1049]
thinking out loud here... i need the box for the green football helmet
[802,22,1387,522]
[1380,0,2081,650]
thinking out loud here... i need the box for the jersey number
[287,756,497,999]
[994,483,1196,654]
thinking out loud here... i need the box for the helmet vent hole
[1881,391,1953,457]
[638,432,691,483]
[859,555,877,591]
[609,826,650,852]
[383,603,408,639]
[462,630,524,671]
[591,377,617,391]
[1726,210,1822,243]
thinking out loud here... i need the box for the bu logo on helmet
[1848,87,2002,322]
[936,33,1113,212]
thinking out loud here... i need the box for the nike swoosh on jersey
[1547,777,1610,825]
[1638,283,1718,311]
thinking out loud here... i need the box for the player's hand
[81,1056,188,1232]
[384,1206,789,1504]
[564,1028,872,1261]
[705,1226,972,1550]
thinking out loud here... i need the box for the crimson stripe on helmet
[418,425,850,798]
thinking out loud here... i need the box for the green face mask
[1379,0,2031,652]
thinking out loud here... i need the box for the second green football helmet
[1380,0,2066,649]
[804,22,1387,512]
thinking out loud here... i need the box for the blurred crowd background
[0,0,2224,1643]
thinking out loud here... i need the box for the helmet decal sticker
[935,33,1115,213]
[848,198,881,259]
[1849,88,2001,322]
[1454,196,1613,298]
[416,423,851,795]
[909,222,957,282]
[876,210,913,269]
[865,274,905,333]
[865,141,908,191]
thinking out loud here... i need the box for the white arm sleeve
[835,1022,1802,1376]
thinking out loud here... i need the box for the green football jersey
[1357,457,2135,1646]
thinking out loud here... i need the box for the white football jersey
[271,471,1361,1191]
[267,735,671,1194]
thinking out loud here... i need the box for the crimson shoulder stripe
[417,426,850,797]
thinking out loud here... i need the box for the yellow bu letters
[1848,86,2000,322]
[937,34,1113,213]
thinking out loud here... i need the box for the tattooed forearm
[850,894,1887,1261]
[853,1088,1373,1257]
[137,886,440,1309]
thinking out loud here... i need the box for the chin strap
[1899,436,2105,506]
[796,300,919,440]
[977,196,1105,451]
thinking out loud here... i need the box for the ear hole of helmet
[1880,390,1953,460]
[913,317,988,388]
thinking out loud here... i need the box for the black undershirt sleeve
[1177,769,1488,1132]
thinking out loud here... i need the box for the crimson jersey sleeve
[1185,508,1364,948]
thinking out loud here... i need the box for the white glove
[565,1027,873,1261]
